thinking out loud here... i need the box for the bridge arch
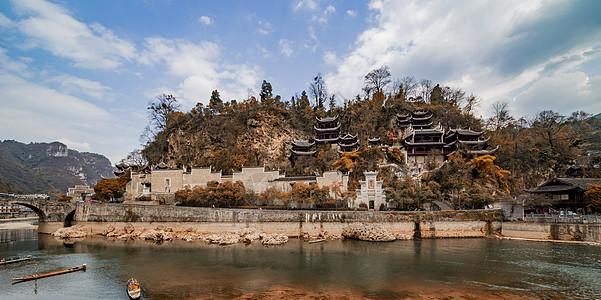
[10,201,48,221]
[64,210,76,227]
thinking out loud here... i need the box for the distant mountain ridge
[0,140,114,195]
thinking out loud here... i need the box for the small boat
[0,255,32,265]
[12,264,86,282]
[127,278,141,299]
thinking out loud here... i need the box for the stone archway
[10,202,48,221]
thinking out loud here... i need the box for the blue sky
[1,0,600,164]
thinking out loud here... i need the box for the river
[1,221,601,299]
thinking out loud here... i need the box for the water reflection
[1,225,601,299]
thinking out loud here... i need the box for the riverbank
[0,218,37,230]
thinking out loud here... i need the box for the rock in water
[261,233,289,245]
[342,223,396,242]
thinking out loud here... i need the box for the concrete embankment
[39,203,503,241]
[501,222,601,244]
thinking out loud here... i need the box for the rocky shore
[52,222,409,245]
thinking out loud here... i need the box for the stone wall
[59,202,503,238]
[502,222,601,243]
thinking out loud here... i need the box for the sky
[1,0,600,165]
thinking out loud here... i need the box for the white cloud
[319,5,336,23]
[346,10,357,17]
[58,138,91,152]
[12,0,136,70]
[0,12,15,27]
[0,47,30,76]
[199,16,213,26]
[294,0,318,11]
[512,72,601,117]
[325,0,601,116]
[323,51,338,66]
[139,37,261,106]
[257,20,274,35]
[46,75,113,101]
[279,39,293,57]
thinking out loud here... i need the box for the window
[369,180,374,189]
[552,194,569,201]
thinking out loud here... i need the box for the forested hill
[0,140,114,195]
[138,75,601,199]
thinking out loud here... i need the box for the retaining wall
[502,222,601,243]
[37,203,503,238]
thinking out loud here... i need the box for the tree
[141,94,181,144]
[260,80,273,102]
[363,66,391,98]
[487,101,514,131]
[585,182,601,213]
[94,177,128,201]
[309,73,327,109]
[418,79,433,102]
[209,90,223,114]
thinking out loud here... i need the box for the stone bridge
[0,197,77,225]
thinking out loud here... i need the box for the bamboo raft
[0,255,32,265]
[12,264,86,282]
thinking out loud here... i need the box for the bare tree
[418,79,433,102]
[487,101,514,131]
[363,66,392,96]
[309,73,327,109]
[140,94,181,144]
[462,93,481,115]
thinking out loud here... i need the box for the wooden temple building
[338,134,358,153]
[289,139,316,162]
[314,116,340,143]
[399,110,497,167]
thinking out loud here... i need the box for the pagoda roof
[448,128,483,136]
[339,141,359,147]
[316,115,338,122]
[526,177,601,193]
[291,139,315,147]
[412,116,432,121]
[368,137,381,142]
[290,149,316,156]
[315,137,340,143]
[410,128,444,135]
[468,146,499,155]
[314,125,341,132]
[404,141,446,147]
[339,133,357,140]
[458,137,490,145]
[412,110,431,116]
[338,148,358,154]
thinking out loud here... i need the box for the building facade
[352,171,386,210]
[126,166,349,204]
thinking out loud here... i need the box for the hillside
[0,140,114,195]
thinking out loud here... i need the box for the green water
[1,224,601,299]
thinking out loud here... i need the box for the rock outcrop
[52,225,91,239]
[342,223,396,242]
[261,233,289,245]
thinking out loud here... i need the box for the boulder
[342,223,396,242]
[52,225,90,239]
[261,233,289,245]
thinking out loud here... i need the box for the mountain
[0,140,114,195]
